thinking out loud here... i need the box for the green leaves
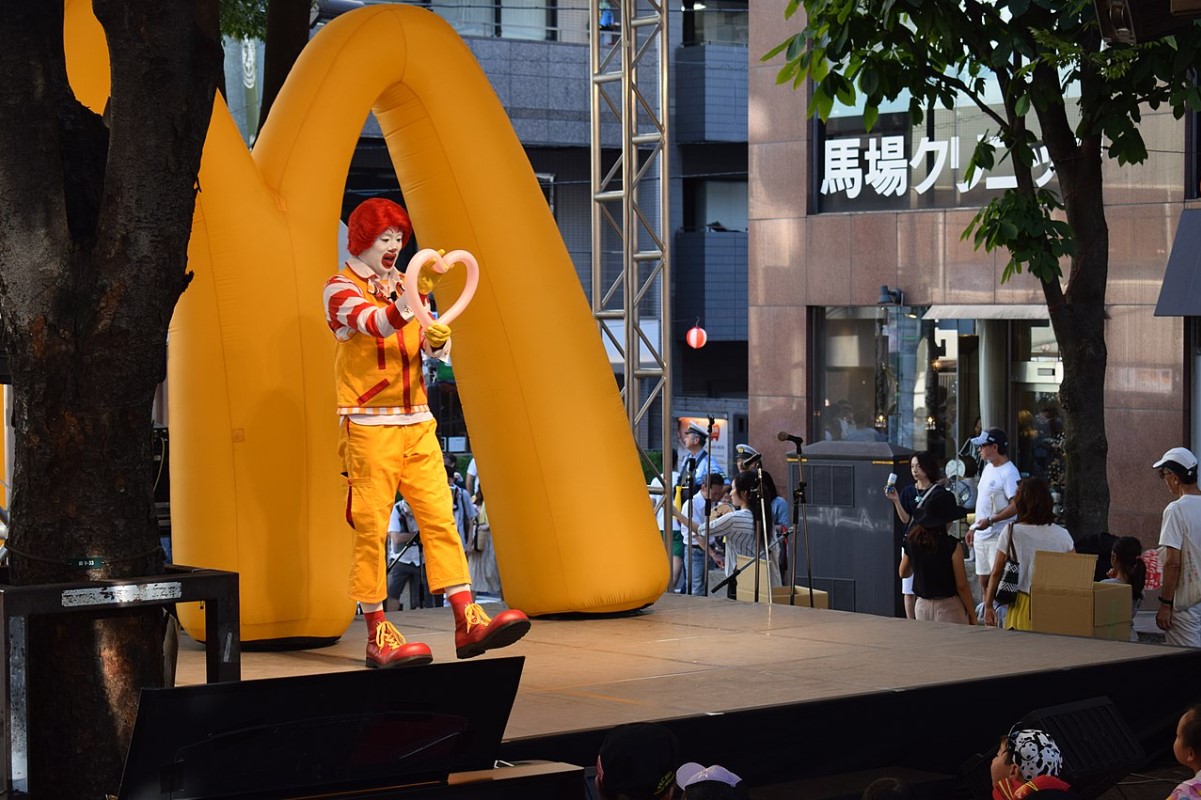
[964,189,1073,284]
[811,83,835,119]
[858,65,881,97]
[219,0,267,42]
[864,105,880,131]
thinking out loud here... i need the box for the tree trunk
[1049,215,1110,536]
[1031,47,1111,540]
[0,2,219,796]
[1045,147,1110,539]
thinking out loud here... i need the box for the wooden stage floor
[174,591,1181,745]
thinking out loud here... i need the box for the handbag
[994,526,1021,605]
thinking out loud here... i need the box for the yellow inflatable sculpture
[63,2,667,641]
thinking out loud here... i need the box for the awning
[1155,208,1201,316]
[922,304,1049,321]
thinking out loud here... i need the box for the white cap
[1152,447,1198,478]
[676,762,742,790]
[735,444,759,457]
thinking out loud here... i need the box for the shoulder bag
[994,525,1021,605]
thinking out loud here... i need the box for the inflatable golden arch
[64,2,667,641]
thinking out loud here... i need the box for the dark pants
[388,559,442,609]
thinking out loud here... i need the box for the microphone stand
[790,441,816,610]
[710,525,785,596]
[750,458,772,604]
[701,415,716,597]
[681,456,697,595]
[386,503,418,576]
[386,537,416,573]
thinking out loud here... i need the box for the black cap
[597,723,679,799]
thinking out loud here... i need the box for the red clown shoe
[448,593,531,659]
[365,615,433,669]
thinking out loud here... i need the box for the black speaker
[961,697,1144,800]
[1021,697,1144,796]
[119,657,527,800]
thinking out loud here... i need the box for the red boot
[449,593,531,659]
[365,612,432,669]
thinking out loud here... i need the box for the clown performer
[323,197,530,668]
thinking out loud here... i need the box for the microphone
[741,452,762,467]
[681,457,697,491]
[777,431,805,448]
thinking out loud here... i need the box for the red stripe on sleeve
[384,302,405,331]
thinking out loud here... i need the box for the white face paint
[358,227,405,278]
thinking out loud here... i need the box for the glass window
[684,1,748,46]
[813,311,1070,490]
[1013,386,1063,487]
[429,0,494,37]
[500,0,551,40]
[1013,319,1059,361]
[814,307,957,465]
[685,180,747,232]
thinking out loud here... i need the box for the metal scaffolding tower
[589,0,673,535]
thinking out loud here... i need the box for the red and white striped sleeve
[323,274,410,341]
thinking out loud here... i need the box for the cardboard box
[732,555,829,608]
[771,585,830,608]
[1030,551,1133,640]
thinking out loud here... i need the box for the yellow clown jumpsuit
[325,266,471,604]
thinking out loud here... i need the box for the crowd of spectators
[588,717,1104,799]
[385,453,502,610]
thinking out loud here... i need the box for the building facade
[747,0,1197,542]
[336,1,752,467]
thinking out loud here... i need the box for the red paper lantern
[686,325,708,349]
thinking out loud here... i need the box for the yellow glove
[425,322,451,349]
[417,249,446,295]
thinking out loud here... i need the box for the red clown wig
[347,198,413,256]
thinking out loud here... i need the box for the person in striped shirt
[324,198,528,668]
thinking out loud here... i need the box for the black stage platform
[171,593,1201,798]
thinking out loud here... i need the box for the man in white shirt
[968,427,1020,596]
[465,457,480,500]
[1153,447,1201,647]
